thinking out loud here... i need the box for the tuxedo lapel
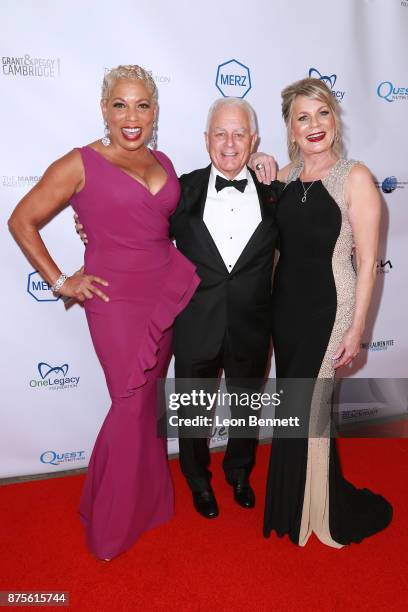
[184,165,229,274]
[230,168,275,274]
[250,168,275,221]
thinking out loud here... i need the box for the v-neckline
[85,146,169,196]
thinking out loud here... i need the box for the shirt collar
[210,164,249,191]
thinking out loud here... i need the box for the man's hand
[248,152,277,184]
[74,213,88,244]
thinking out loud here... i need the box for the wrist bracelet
[51,273,68,294]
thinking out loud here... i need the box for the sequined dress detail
[263,159,392,547]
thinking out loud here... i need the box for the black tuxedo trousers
[170,165,278,491]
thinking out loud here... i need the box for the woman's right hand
[59,266,109,302]
[248,152,277,184]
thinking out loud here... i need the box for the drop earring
[102,121,111,146]
[149,120,158,150]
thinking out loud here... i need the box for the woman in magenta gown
[8,65,199,560]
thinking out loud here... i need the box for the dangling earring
[102,121,111,146]
[149,120,158,150]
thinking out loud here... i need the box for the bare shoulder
[346,161,380,213]
[277,163,293,182]
[86,139,104,153]
[347,162,374,187]
[41,148,84,192]
[45,148,83,175]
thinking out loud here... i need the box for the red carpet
[0,440,407,611]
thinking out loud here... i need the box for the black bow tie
[215,175,248,193]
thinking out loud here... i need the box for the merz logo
[27,270,59,302]
[216,59,251,98]
[38,362,69,379]
[309,68,345,101]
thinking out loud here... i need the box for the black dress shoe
[231,481,255,509]
[192,489,219,519]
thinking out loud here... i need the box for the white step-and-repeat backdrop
[1,0,407,477]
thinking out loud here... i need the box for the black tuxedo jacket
[170,165,278,371]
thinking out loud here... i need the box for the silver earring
[102,121,111,146]
[149,120,158,149]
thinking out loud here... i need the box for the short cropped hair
[205,97,258,134]
[101,64,158,102]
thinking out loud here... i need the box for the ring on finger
[256,163,265,171]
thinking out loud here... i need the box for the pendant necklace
[300,180,316,203]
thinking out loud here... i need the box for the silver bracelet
[51,273,68,294]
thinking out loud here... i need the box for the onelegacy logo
[377,81,408,102]
[216,59,251,98]
[40,450,85,466]
[309,68,345,101]
[29,362,80,390]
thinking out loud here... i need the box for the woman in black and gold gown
[261,78,392,547]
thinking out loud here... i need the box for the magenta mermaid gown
[70,146,199,559]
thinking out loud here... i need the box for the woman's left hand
[248,152,277,184]
[332,327,362,369]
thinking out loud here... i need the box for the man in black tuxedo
[74,97,277,519]
[170,97,278,518]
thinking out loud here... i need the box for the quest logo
[377,81,408,103]
[40,450,85,466]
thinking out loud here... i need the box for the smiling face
[290,95,336,157]
[101,78,156,151]
[205,104,257,179]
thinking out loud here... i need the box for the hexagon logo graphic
[216,59,252,98]
[27,270,60,302]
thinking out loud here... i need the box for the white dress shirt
[203,165,262,271]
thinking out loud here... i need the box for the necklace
[300,180,316,203]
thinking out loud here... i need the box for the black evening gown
[263,159,393,547]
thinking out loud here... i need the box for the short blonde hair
[281,77,343,161]
[102,64,158,102]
